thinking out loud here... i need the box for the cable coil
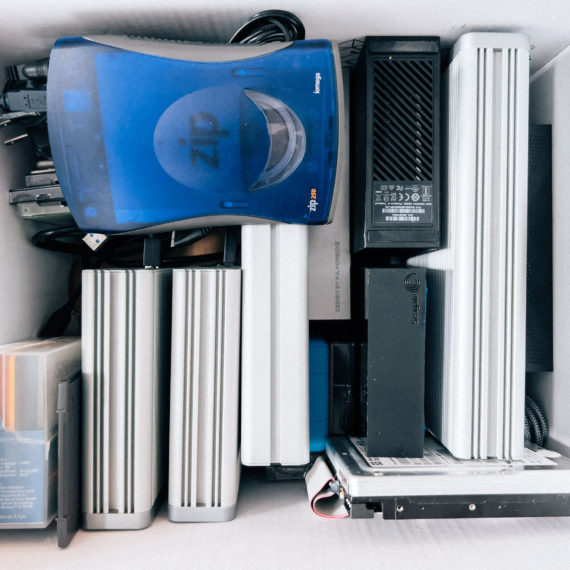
[230,10,305,44]
[524,396,549,447]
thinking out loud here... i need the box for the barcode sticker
[372,181,433,224]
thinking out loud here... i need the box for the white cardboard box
[1,1,570,565]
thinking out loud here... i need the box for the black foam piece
[526,125,553,372]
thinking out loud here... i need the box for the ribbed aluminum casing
[409,33,529,460]
[241,224,310,466]
[168,268,241,522]
[82,269,172,529]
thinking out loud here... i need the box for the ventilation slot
[169,268,240,522]
[408,34,529,460]
[372,58,434,182]
[82,268,172,529]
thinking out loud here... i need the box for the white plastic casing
[241,224,310,466]
[409,33,529,460]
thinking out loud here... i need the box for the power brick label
[372,181,433,224]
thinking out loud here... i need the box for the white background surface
[2,1,570,566]
[0,0,570,73]
[3,470,570,569]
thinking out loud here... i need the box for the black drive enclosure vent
[351,37,441,253]
[372,58,434,182]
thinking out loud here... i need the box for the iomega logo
[404,273,422,293]
[313,72,322,95]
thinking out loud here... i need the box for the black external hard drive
[351,37,440,253]
[362,268,426,457]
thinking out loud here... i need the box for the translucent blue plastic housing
[47,36,341,233]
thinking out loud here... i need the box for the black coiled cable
[229,10,305,44]
[524,396,549,447]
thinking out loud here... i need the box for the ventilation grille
[82,269,171,521]
[409,36,529,461]
[529,132,544,169]
[471,46,525,460]
[526,126,553,372]
[372,58,434,182]
[91,270,136,515]
[169,268,240,515]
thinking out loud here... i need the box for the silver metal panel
[82,501,159,531]
[168,268,241,521]
[409,33,529,460]
[168,503,238,523]
[82,269,172,529]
